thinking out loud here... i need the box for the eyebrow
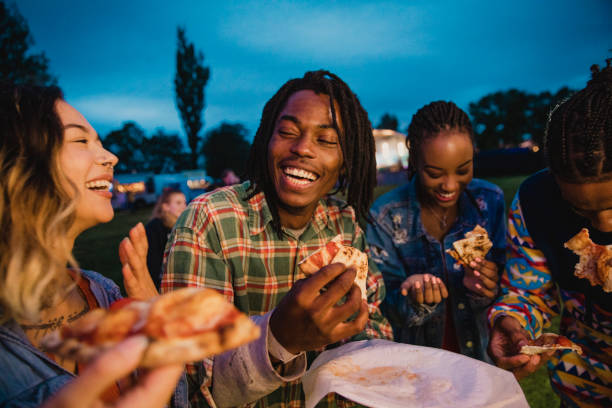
[572,204,612,212]
[64,123,100,141]
[424,159,473,171]
[278,115,335,130]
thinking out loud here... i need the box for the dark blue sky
[16,0,612,141]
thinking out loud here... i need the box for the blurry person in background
[367,101,505,363]
[145,188,187,290]
[0,83,185,407]
[221,168,240,186]
[488,60,612,407]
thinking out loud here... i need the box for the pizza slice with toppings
[446,225,493,266]
[564,228,612,292]
[520,332,583,355]
[298,235,368,300]
[41,287,260,367]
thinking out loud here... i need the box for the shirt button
[458,303,465,310]
[466,341,473,348]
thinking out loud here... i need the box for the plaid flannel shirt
[162,182,392,408]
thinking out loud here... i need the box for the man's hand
[269,263,368,355]
[400,274,448,304]
[119,223,158,300]
[41,336,183,408]
[463,257,499,298]
[488,315,553,380]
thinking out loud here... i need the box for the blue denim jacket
[366,178,506,362]
[0,270,188,408]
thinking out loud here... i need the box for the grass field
[73,175,559,407]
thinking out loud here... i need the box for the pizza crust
[519,333,583,355]
[41,288,260,367]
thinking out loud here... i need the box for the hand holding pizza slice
[564,228,612,292]
[298,235,368,301]
[520,332,583,356]
[41,288,260,367]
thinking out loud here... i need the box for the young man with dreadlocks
[488,60,612,407]
[162,70,392,407]
[366,101,506,363]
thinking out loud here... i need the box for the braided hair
[246,70,376,236]
[406,101,474,179]
[545,59,612,183]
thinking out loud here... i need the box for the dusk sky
[16,0,612,141]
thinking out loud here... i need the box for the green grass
[73,175,557,407]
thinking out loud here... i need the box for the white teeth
[283,167,317,181]
[85,180,111,190]
[438,192,455,198]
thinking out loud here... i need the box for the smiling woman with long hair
[0,83,184,408]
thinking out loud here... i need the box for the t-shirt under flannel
[162,181,393,408]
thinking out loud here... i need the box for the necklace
[425,206,449,229]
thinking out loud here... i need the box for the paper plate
[302,339,528,408]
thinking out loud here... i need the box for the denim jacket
[0,270,188,408]
[366,178,506,362]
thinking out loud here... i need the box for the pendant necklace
[427,206,448,229]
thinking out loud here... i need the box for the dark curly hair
[545,58,612,182]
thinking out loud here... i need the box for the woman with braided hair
[488,60,612,407]
[367,101,506,362]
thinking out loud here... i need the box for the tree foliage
[174,27,210,169]
[0,1,56,85]
[103,123,190,174]
[469,87,574,150]
[376,113,399,131]
[201,122,251,179]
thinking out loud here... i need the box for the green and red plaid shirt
[162,182,392,408]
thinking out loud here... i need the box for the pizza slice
[41,287,260,367]
[564,228,612,292]
[445,225,493,266]
[520,332,583,355]
[298,235,368,300]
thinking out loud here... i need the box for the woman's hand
[463,257,499,298]
[119,223,158,300]
[401,274,448,305]
[41,336,183,408]
[488,315,553,380]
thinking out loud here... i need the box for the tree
[376,113,398,131]
[469,87,575,150]
[141,129,189,174]
[0,1,56,85]
[201,122,251,179]
[103,122,147,173]
[174,27,210,169]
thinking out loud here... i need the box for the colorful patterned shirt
[489,194,612,408]
[162,182,392,408]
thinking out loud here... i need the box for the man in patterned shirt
[487,61,612,407]
[162,70,392,407]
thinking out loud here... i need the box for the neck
[278,205,316,230]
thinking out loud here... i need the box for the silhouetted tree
[141,129,189,174]
[201,122,250,179]
[0,1,56,85]
[469,87,575,150]
[376,113,398,131]
[174,27,210,169]
[103,122,147,173]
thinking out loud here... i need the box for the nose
[289,134,315,158]
[590,210,612,233]
[441,176,458,192]
[98,145,118,169]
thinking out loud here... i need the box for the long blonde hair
[0,84,79,323]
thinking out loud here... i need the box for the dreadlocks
[545,58,612,183]
[246,70,376,236]
[406,100,474,179]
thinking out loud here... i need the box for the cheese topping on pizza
[564,228,612,292]
[445,225,493,266]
